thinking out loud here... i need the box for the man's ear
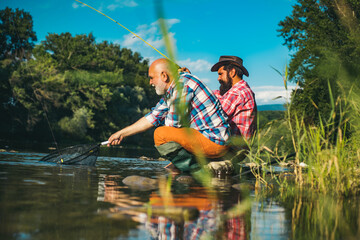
[161,71,169,82]
[230,68,236,78]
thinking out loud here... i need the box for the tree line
[0,7,159,146]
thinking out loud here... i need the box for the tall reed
[245,70,359,196]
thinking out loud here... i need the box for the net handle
[101,141,109,146]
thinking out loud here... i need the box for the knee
[154,126,167,146]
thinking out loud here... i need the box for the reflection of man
[211,56,257,140]
[99,174,247,239]
[108,58,230,173]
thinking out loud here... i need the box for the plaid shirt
[145,73,230,145]
[213,80,257,139]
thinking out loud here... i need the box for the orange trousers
[154,126,228,159]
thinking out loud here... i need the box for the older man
[108,58,230,173]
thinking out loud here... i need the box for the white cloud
[107,4,118,11]
[106,0,138,11]
[252,85,297,105]
[72,3,79,9]
[164,18,181,26]
[120,19,180,59]
[177,58,212,72]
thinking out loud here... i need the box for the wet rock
[0,149,17,153]
[176,175,195,184]
[244,162,258,168]
[139,156,167,161]
[206,160,234,176]
[139,156,152,161]
[299,162,308,168]
[278,161,294,167]
[122,175,158,191]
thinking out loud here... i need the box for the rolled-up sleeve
[145,97,169,126]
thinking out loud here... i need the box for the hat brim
[211,61,249,77]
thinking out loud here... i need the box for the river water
[0,147,359,239]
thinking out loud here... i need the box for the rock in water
[122,175,158,191]
[176,175,195,184]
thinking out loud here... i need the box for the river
[0,147,358,239]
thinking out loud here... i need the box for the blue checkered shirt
[145,73,230,145]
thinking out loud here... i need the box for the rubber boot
[155,142,200,173]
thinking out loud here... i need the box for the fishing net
[40,143,101,166]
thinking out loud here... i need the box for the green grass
[243,75,360,196]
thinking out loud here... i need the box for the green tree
[8,31,156,144]
[58,107,95,140]
[9,48,65,132]
[0,7,37,60]
[0,7,37,138]
[42,32,96,71]
[258,111,284,129]
[278,0,360,124]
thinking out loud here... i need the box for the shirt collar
[165,81,175,99]
[165,73,185,99]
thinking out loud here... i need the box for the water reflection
[97,174,248,239]
[282,192,360,240]
[251,200,289,239]
[1,151,359,239]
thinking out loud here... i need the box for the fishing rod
[74,0,170,60]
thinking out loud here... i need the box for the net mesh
[40,144,100,166]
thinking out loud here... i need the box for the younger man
[211,56,257,140]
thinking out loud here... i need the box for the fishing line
[75,0,170,60]
[23,65,61,154]
[34,89,61,153]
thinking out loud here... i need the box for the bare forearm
[108,117,153,146]
[120,117,153,136]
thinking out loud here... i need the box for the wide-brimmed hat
[210,55,249,77]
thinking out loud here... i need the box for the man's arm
[107,117,153,146]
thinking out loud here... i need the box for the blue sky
[1,0,296,105]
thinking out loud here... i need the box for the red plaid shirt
[214,80,257,139]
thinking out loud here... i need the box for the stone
[122,175,158,191]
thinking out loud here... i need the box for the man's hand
[107,130,125,146]
[106,117,154,147]
[179,67,191,74]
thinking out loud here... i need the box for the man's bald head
[148,58,178,95]
[149,58,178,78]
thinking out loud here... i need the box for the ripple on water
[57,173,75,176]
[23,179,46,185]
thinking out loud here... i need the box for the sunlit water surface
[0,150,358,240]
